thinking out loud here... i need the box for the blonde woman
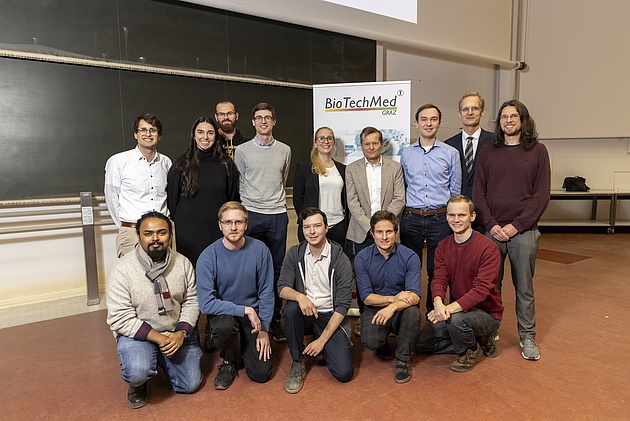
[292,127,348,245]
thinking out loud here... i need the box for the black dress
[167,148,240,266]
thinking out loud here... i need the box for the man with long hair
[473,100,550,361]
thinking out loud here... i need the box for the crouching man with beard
[106,211,202,409]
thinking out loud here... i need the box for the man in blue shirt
[400,103,462,315]
[355,210,421,384]
[196,201,274,390]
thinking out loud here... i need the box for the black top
[167,148,240,266]
[292,159,348,222]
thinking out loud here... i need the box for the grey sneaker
[478,335,498,358]
[520,338,541,361]
[285,358,306,394]
[354,318,361,337]
[449,343,483,372]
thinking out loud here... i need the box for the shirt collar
[462,128,482,141]
[253,136,275,147]
[133,146,160,163]
[306,240,331,260]
[363,156,383,167]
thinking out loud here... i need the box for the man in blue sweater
[196,201,275,390]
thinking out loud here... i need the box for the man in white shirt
[278,208,354,394]
[345,126,406,335]
[105,113,172,257]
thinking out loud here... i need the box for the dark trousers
[349,234,375,314]
[246,211,288,319]
[208,314,272,383]
[361,305,420,362]
[283,301,354,382]
[416,308,500,355]
[400,211,451,314]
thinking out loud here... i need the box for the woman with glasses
[167,116,240,265]
[292,126,348,246]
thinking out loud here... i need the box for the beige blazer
[345,157,406,243]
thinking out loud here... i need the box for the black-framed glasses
[137,127,158,134]
[316,136,335,143]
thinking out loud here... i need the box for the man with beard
[473,100,550,361]
[196,201,274,390]
[106,211,202,409]
[215,101,247,160]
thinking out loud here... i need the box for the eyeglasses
[316,136,335,143]
[460,106,481,113]
[137,127,158,134]
[216,111,235,118]
[220,220,246,227]
[499,114,520,121]
[253,115,274,122]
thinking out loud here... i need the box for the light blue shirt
[400,140,461,209]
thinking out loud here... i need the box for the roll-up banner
[313,81,412,164]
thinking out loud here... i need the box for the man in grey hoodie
[278,207,354,394]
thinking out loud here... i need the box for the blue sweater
[196,236,274,332]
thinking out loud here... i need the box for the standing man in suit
[444,92,493,202]
[345,126,406,335]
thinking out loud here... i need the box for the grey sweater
[234,139,291,214]
[106,248,199,339]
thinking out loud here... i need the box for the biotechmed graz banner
[313,81,411,164]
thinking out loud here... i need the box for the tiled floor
[2,231,630,420]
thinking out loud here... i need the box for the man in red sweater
[416,195,503,372]
[473,100,550,361]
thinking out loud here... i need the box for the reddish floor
[1,232,629,420]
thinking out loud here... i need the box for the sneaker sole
[395,375,411,384]
[285,381,304,394]
[519,341,541,361]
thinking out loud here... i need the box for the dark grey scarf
[135,244,174,315]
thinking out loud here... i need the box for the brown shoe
[449,343,482,372]
[478,335,498,358]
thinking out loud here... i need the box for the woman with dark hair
[167,116,240,265]
[293,126,348,245]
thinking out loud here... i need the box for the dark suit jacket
[345,157,405,243]
[292,159,347,222]
[445,129,494,200]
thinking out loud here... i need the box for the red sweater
[432,232,504,321]
[473,143,550,232]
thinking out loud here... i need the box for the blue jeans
[116,335,202,393]
[486,229,540,341]
[400,211,451,314]
[246,211,289,319]
[416,308,500,355]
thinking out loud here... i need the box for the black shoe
[395,360,411,384]
[204,325,216,353]
[375,341,393,361]
[126,383,147,409]
[478,335,498,358]
[214,361,238,390]
[270,319,286,342]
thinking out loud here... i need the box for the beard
[220,120,235,133]
[147,242,166,262]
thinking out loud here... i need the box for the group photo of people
[104,93,550,409]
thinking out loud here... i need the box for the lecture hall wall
[1,0,629,308]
